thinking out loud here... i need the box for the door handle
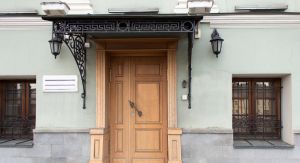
[128,100,143,117]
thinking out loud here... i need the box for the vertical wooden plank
[105,55,110,129]
[110,57,130,163]
[25,83,30,119]
[275,79,281,138]
[167,41,182,163]
[96,50,107,128]
[1,82,6,121]
[90,48,110,163]
[167,49,177,128]
[21,83,26,119]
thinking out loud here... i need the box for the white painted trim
[294,129,300,134]
[63,0,92,3]
[183,128,233,134]
[0,17,51,30]
[201,14,300,28]
[62,0,94,14]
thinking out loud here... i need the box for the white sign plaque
[43,75,78,92]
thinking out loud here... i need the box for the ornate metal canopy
[42,14,203,109]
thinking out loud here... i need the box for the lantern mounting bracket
[64,34,87,109]
[52,29,87,109]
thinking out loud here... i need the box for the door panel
[135,64,161,76]
[135,82,161,123]
[115,129,124,152]
[110,57,130,161]
[130,57,167,162]
[110,56,167,163]
[115,82,124,124]
[135,129,161,152]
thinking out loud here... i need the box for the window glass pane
[254,81,276,116]
[232,79,281,140]
[5,83,23,119]
[232,81,249,115]
[0,80,36,140]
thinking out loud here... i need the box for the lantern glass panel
[210,29,224,57]
[214,40,219,53]
[218,40,223,52]
[49,38,62,56]
[54,42,61,53]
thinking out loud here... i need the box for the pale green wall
[215,0,300,12]
[1,21,300,133]
[90,0,177,14]
[177,24,300,131]
[0,0,40,12]
[0,28,96,129]
[0,0,299,141]
[1,0,300,14]
[0,0,177,14]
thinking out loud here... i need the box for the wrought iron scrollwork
[233,115,282,140]
[53,21,87,109]
[63,34,87,109]
[52,19,195,34]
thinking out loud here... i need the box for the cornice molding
[63,0,93,14]
[3,14,300,30]
[201,14,300,28]
[0,17,51,30]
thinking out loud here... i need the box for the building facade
[0,0,300,163]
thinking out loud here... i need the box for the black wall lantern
[48,35,63,59]
[210,29,224,58]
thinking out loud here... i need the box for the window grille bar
[0,81,36,141]
[232,79,281,140]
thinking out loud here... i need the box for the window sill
[233,140,294,149]
[0,138,33,148]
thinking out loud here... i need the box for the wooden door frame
[89,38,182,163]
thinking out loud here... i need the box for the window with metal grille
[232,78,281,140]
[0,80,36,146]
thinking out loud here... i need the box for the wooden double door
[109,55,168,163]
